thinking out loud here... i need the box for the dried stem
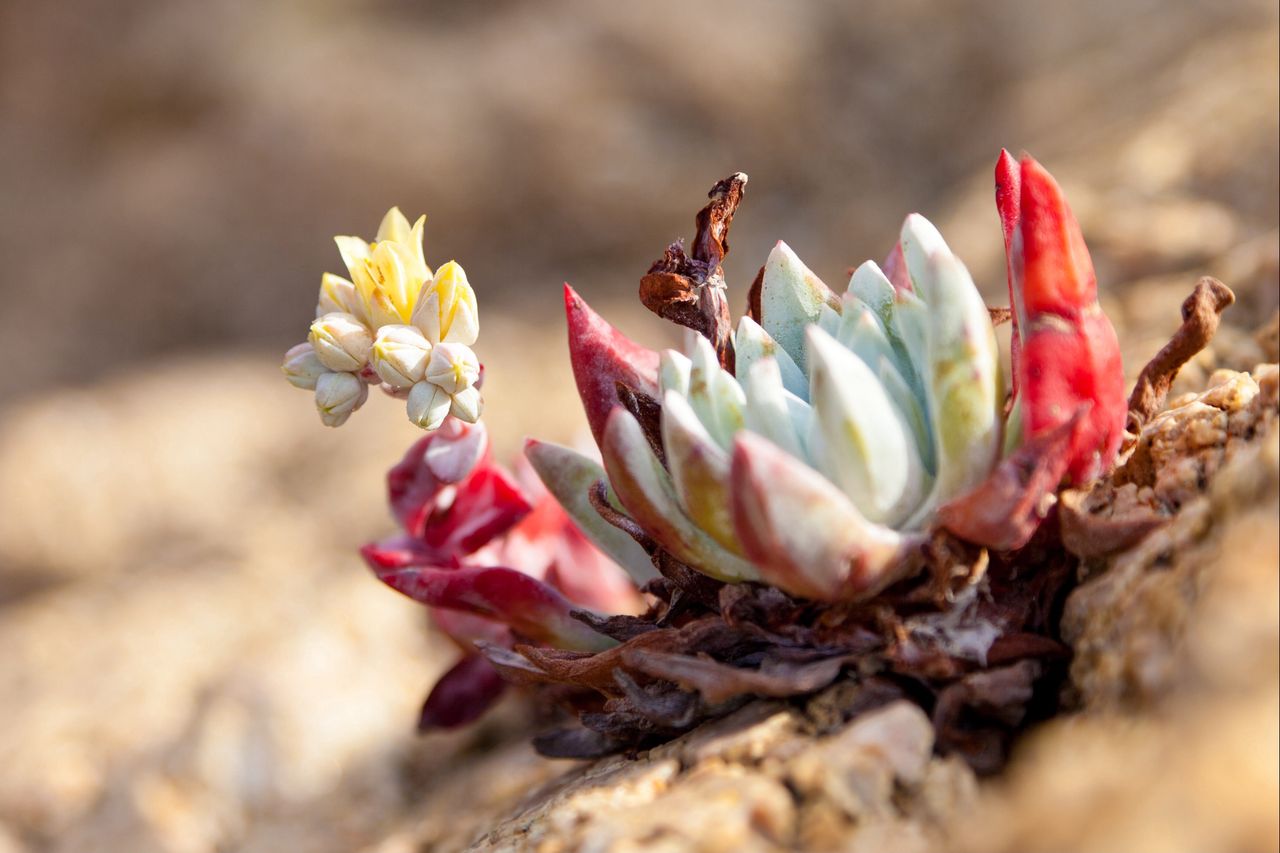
[1126,277,1235,435]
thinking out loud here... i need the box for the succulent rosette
[537,154,1126,603]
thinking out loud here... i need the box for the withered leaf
[622,649,855,706]
[615,382,665,466]
[639,174,747,370]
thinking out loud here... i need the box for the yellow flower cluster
[281,208,482,428]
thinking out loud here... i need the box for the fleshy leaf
[807,326,928,526]
[730,432,920,601]
[660,391,741,553]
[686,335,747,451]
[759,241,841,373]
[733,316,808,400]
[742,358,811,461]
[901,219,1002,524]
[601,408,760,582]
[418,654,508,731]
[523,439,658,585]
[1006,155,1127,484]
[388,421,490,538]
[659,349,692,397]
[564,284,661,447]
[373,563,615,652]
[995,148,1023,400]
[936,407,1086,550]
[421,463,533,557]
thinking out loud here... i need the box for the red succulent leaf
[564,284,661,448]
[389,418,490,537]
[936,406,1087,551]
[359,533,442,571]
[417,654,508,731]
[420,462,533,557]
[994,149,1023,401]
[372,563,615,652]
[999,153,1126,485]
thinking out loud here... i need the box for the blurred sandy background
[0,1,1276,851]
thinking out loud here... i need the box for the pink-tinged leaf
[388,420,490,537]
[372,563,615,652]
[420,462,533,556]
[524,438,658,585]
[564,284,661,447]
[936,407,1086,551]
[543,524,645,615]
[418,654,508,731]
[1001,153,1126,485]
[601,407,760,583]
[489,455,644,614]
[360,533,439,571]
[995,148,1023,401]
[881,240,913,295]
[424,417,489,482]
[430,607,512,648]
[729,432,921,602]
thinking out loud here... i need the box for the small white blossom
[425,342,480,394]
[309,312,373,372]
[412,261,479,345]
[406,380,452,431]
[314,371,368,427]
[449,385,483,423]
[317,272,364,320]
[371,324,432,390]
[280,342,326,390]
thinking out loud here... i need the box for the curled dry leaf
[1126,276,1235,435]
[639,174,747,370]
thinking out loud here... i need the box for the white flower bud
[371,324,432,390]
[314,371,368,427]
[412,261,479,345]
[449,385,483,423]
[281,342,326,390]
[424,342,480,394]
[309,312,373,372]
[407,380,451,431]
[317,273,364,320]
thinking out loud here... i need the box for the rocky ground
[0,1,1277,851]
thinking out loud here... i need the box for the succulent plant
[540,154,1125,603]
[281,152,1192,759]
